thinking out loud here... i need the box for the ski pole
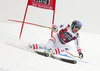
[66,52,79,58]
[8,19,52,29]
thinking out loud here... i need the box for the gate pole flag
[19,0,56,39]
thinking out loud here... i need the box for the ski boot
[25,44,33,50]
[44,49,55,57]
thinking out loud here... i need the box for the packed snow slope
[0,22,100,71]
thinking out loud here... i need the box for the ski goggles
[74,25,81,30]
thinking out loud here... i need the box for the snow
[0,22,100,71]
[0,0,100,70]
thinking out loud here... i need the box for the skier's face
[72,28,79,33]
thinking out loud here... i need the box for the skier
[27,20,83,59]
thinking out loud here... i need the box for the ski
[6,40,77,64]
[35,51,77,64]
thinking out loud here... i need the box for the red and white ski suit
[31,24,82,54]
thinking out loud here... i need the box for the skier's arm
[52,24,68,29]
[74,36,81,53]
[74,36,83,59]
[52,24,68,33]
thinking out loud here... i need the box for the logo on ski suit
[58,25,77,44]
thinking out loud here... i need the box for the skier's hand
[79,52,83,59]
[52,25,58,33]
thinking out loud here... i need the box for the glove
[79,52,83,59]
[52,25,58,33]
[52,27,58,33]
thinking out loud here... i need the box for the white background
[0,0,100,34]
[0,0,100,71]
